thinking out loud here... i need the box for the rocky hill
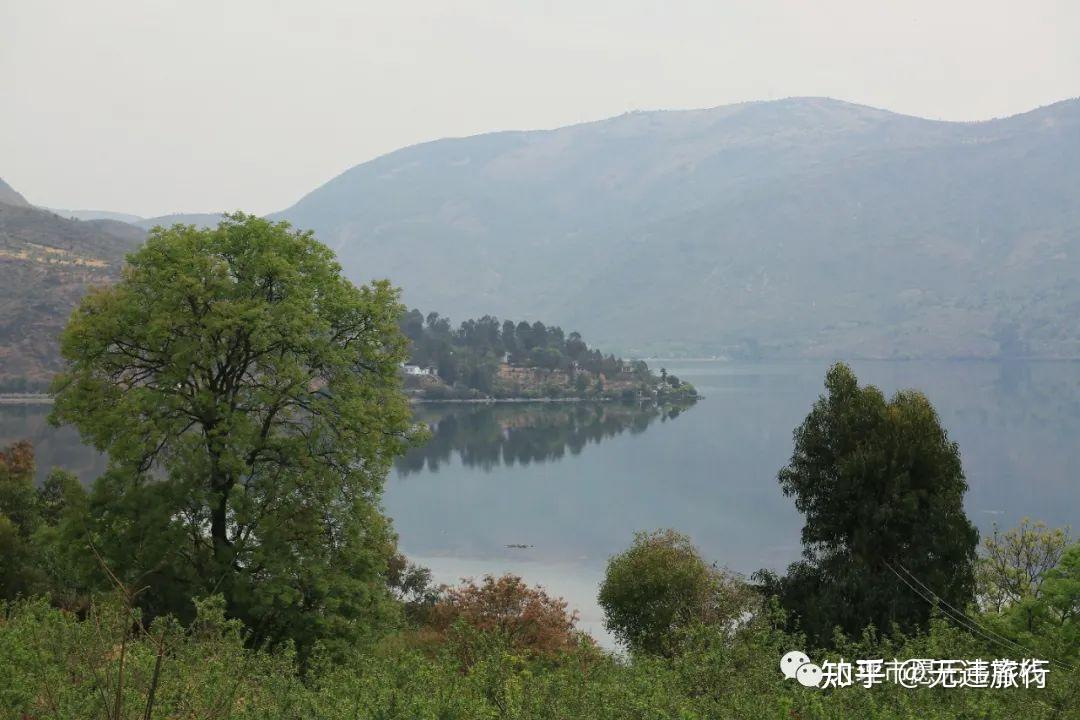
[0,195,144,387]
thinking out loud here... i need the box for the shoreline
[410,396,611,404]
[410,395,701,404]
[0,394,53,405]
[1,394,698,407]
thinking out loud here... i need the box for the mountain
[133,213,224,230]
[4,97,1079,370]
[44,210,225,230]
[48,208,145,224]
[0,191,144,386]
[275,97,1080,359]
[0,178,30,207]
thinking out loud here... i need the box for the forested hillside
[47,209,225,230]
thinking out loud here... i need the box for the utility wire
[885,562,1025,659]
[883,560,1073,672]
[894,560,1073,671]
[893,560,1072,671]
[884,561,1055,667]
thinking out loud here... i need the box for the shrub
[426,574,585,662]
[599,529,755,656]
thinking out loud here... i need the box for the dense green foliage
[599,529,754,657]
[1037,545,1080,651]
[0,440,87,606]
[403,311,628,377]
[976,519,1080,666]
[400,309,695,400]
[765,363,979,647]
[2,223,1077,718]
[46,214,417,657]
[2,433,1078,718]
[2,580,1077,720]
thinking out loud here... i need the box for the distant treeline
[403,311,637,375]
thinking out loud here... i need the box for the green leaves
[0,442,91,604]
[775,363,978,647]
[6,591,1074,719]
[48,213,415,655]
[599,529,754,657]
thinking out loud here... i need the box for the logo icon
[780,649,823,687]
[795,661,824,687]
[778,652,1049,689]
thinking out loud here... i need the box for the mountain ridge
[273,96,1080,358]
[280,96,1080,209]
[4,95,1079,374]
[45,209,225,230]
[0,178,30,208]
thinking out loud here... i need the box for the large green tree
[50,214,417,653]
[767,363,978,646]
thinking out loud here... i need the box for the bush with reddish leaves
[426,574,588,659]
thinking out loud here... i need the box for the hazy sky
[3,0,1078,217]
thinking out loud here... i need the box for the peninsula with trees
[399,309,696,402]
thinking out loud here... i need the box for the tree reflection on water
[396,401,695,475]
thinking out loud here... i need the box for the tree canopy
[399,309,693,400]
[765,363,978,647]
[0,441,86,605]
[48,214,417,654]
[599,529,753,656]
[975,519,1079,660]
[402,311,641,378]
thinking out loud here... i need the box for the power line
[883,560,1073,672]
[884,561,1056,667]
[894,560,1071,671]
[885,562,1021,657]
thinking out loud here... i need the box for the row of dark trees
[399,310,648,392]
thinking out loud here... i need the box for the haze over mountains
[2,95,1080,382]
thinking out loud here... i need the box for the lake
[2,360,1078,644]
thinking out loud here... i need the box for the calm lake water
[3,360,1078,643]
